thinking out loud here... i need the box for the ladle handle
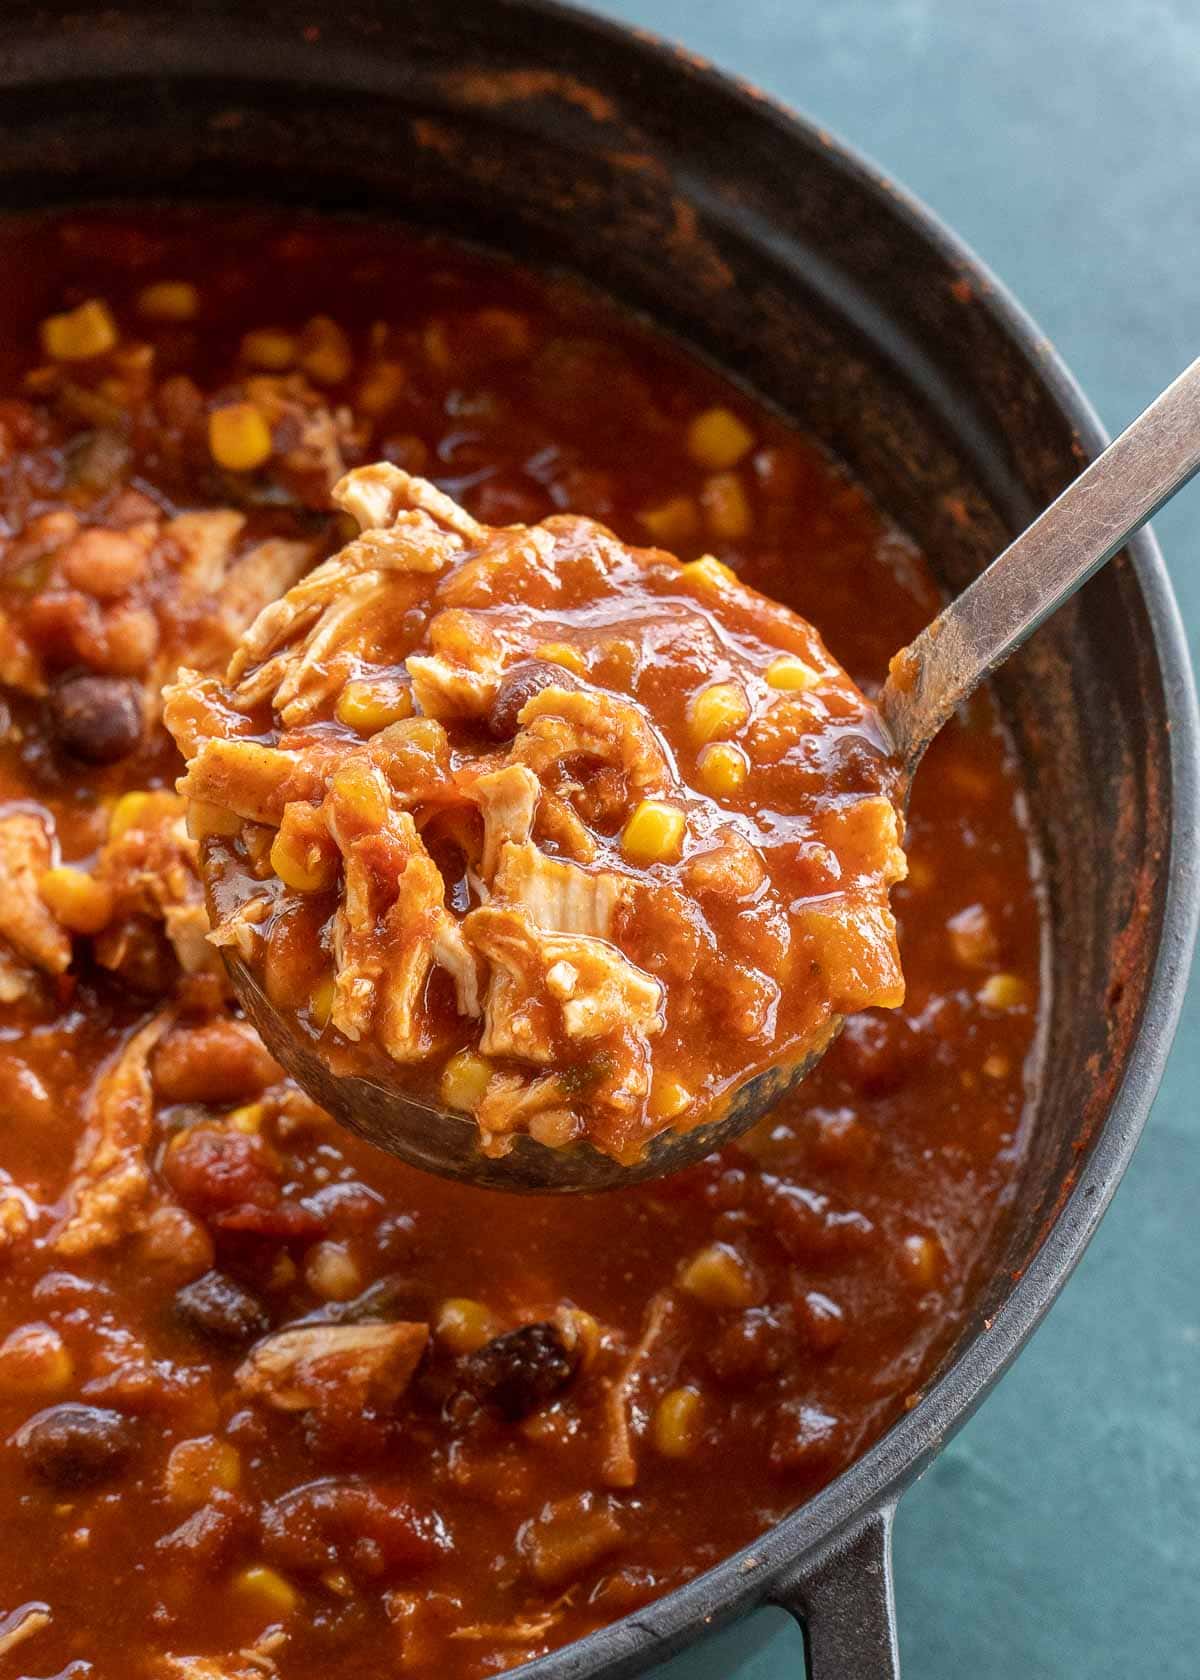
[880,353,1200,770]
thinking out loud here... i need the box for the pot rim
[496,1,1200,1673]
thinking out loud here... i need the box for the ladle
[228,355,1200,1193]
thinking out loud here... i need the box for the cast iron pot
[2,2,1196,1674]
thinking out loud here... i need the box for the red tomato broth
[0,210,1041,1679]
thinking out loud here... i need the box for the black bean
[49,673,143,764]
[460,1321,578,1421]
[174,1270,271,1346]
[14,1403,136,1488]
[485,659,577,742]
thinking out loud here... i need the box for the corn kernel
[899,1232,942,1288]
[299,315,353,385]
[696,740,748,797]
[108,790,167,842]
[230,1564,299,1620]
[648,1076,692,1122]
[680,553,738,589]
[136,281,199,323]
[165,1436,241,1505]
[680,1242,757,1308]
[356,360,408,417]
[209,401,273,472]
[240,328,297,371]
[535,642,588,676]
[186,799,242,841]
[636,495,700,547]
[227,1102,266,1134]
[982,1053,1010,1080]
[978,973,1029,1011]
[435,1296,501,1355]
[269,825,337,894]
[335,679,413,734]
[329,761,388,831]
[652,1386,706,1458]
[304,1241,362,1302]
[39,866,113,936]
[41,299,118,361]
[686,406,755,470]
[309,975,336,1029]
[621,799,686,867]
[765,655,820,692]
[0,1323,74,1397]
[688,681,749,746]
[701,471,752,541]
[440,1049,494,1113]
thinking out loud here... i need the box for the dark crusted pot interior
[0,0,1188,1670]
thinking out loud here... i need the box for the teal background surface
[587,2,1200,1674]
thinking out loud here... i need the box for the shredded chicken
[534,789,598,863]
[54,1010,174,1257]
[510,685,671,798]
[0,1605,51,1661]
[448,1603,567,1644]
[325,791,480,1054]
[435,523,558,610]
[176,738,325,827]
[466,905,662,1059]
[236,1321,429,1414]
[602,1290,685,1488]
[158,1658,270,1680]
[0,1172,34,1252]
[0,810,71,982]
[407,611,512,719]
[206,892,272,963]
[470,764,541,882]
[225,469,481,725]
[93,794,218,977]
[488,840,629,936]
[475,1072,579,1155]
[333,461,483,541]
[218,537,317,648]
[169,508,248,597]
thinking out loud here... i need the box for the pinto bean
[152,1020,283,1105]
[59,525,152,598]
[49,672,143,764]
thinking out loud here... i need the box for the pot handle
[768,1504,900,1678]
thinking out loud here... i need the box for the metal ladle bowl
[227,355,1200,1192]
